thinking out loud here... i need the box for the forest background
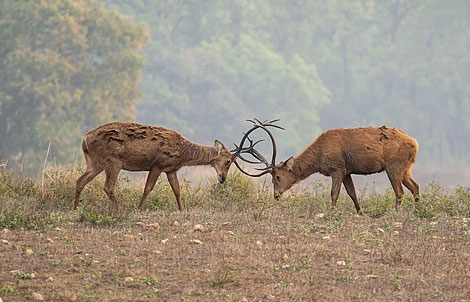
[1,0,469,188]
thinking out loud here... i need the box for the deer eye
[276,175,281,182]
[226,159,231,164]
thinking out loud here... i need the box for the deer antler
[231,118,284,177]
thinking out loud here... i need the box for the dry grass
[1,166,470,301]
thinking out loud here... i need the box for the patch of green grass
[14,271,36,282]
[210,269,233,288]
[0,285,18,293]
[2,165,470,229]
[141,276,157,286]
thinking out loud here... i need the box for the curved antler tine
[233,160,272,177]
[253,117,263,124]
[236,154,265,165]
[246,119,256,124]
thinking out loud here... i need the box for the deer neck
[182,142,218,167]
[292,148,320,180]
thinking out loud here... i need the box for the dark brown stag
[74,122,236,211]
[236,122,419,213]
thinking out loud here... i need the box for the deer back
[83,122,189,171]
[297,126,418,176]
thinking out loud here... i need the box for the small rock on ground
[189,239,203,245]
[32,292,44,301]
[124,277,134,282]
[193,224,204,232]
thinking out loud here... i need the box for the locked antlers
[231,118,284,177]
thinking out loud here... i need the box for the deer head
[212,140,234,183]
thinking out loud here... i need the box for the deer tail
[82,133,90,154]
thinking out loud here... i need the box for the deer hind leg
[402,169,420,202]
[74,165,103,209]
[103,163,121,209]
[167,171,184,212]
[386,169,405,211]
[343,174,361,214]
[137,167,162,211]
[330,172,344,208]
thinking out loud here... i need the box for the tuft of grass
[1,165,470,232]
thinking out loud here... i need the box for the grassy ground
[1,166,470,302]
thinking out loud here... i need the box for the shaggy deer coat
[273,126,419,212]
[74,122,234,211]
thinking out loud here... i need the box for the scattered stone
[363,249,372,253]
[322,235,331,240]
[62,291,77,301]
[54,227,62,231]
[193,224,205,232]
[47,277,54,282]
[240,297,248,302]
[173,220,180,227]
[393,231,399,235]
[124,277,134,282]
[124,234,136,240]
[32,292,44,301]
[1,239,9,245]
[315,213,325,219]
[25,248,34,256]
[317,224,327,229]
[222,222,230,226]
[47,238,55,244]
[336,261,346,266]
[30,273,36,278]
[278,235,287,240]
[430,221,438,225]
[161,238,169,244]
[366,275,379,279]
[282,253,289,261]
[190,239,203,245]
[281,264,291,269]
[147,223,160,231]
[1,228,9,234]
[93,260,99,263]
[256,240,263,246]
[9,270,20,275]
[265,294,275,300]
[227,231,235,236]
[377,228,385,233]
[135,222,145,226]
[393,222,403,228]
[153,250,163,255]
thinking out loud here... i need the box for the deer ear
[285,157,295,171]
[214,140,224,154]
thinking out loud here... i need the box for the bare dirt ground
[1,207,470,302]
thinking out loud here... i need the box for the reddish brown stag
[74,122,236,211]
[236,123,419,213]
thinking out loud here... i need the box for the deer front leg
[166,171,184,211]
[137,167,162,211]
